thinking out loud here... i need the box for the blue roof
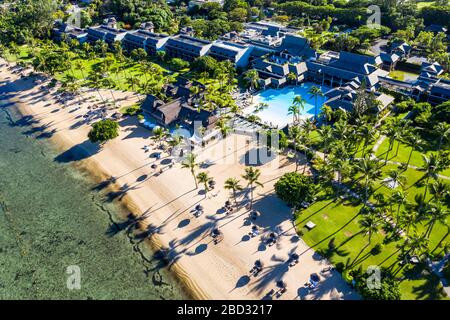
[166,35,211,53]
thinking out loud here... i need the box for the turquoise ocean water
[0,100,186,299]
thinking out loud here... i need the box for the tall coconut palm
[197,172,212,197]
[287,72,297,84]
[242,167,264,209]
[152,126,168,148]
[287,104,300,124]
[384,169,406,190]
[423,204,448,239]
[421,153,446,199]
[390,190,407,222]
[224,178,243,206]
[359,211,380,244]
[182,153,199,189]
[216,118,231,138]
[429,180,449,204]
[317,125,333,159]
[308,85,323,119]
[126,76,140,92]
[87,70,107,107]
[434,122,450,151]
[243,69,259,102]
[403,133,422,169]
[357,123,376,157]
[355,156,382,204]
[288,125,302,172]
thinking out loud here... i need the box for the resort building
[424,24,448,35]
[324,78,394,113]
[380,52,400,71]
[253,57,308,88]
[390,41,412,59]
[188,0,224,9]
[164,35,212,62]
[52,21,88,44]
[141,78,219,133]
[86,25,128,45]
[420,61,444,78]
[122,30,170,55]
[221,21,298,58]
[277,34,317,61]
[207,41,253,68]
[306,51,381,90]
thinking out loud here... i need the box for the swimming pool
[247,83,329,128]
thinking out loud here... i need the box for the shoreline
[8,89,203,301]
[0,58,359,300]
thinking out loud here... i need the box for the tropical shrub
[88,119,119,144]
[275,172,316,207]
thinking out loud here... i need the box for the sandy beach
[0,58,359,300]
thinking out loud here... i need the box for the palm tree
[254,102,268,113]
[288,95,306,124]
[355,156,382,204]
[359,212,380,244]
[403,133,422,169]
[287,104,300,124]
[384,169,406,190]
[87,70,107,107]
[308,86,323,119]
[224,178,243,206]
[287,72,297,84]
[320,104,334,125]
[421,153,447,199]
[74,60,86,79]
[216,118,231,138]
[423,204,448,239]
[182,153,199,189]
[197,172,212,197]
[243,69,259,102]
[357,123,376,157]
[390,190,407,222]
[317,125,333,159]
[242,167,264,209]
[382,118,402,164]
[429,180,449,204]
[434,122,450,151]
[152,126,168,148]
[288,125,302,172]
[126,76,140,92]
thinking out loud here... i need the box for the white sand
[0,59,359,300]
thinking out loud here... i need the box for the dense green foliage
[88,119,119,144]
[275,172,316,207]
[0,0,59,44]
[351,269,402,300]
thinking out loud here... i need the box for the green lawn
[388,70,419,81]
[375,139,450,177]
[3,45,35,63]
[417,1,436,9]
[296,162,449,300]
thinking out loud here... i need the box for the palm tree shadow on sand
[54,140,101,163]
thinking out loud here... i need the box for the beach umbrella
[276,280,286,289]
[196,204,204,211]
[255,260,263,268]
[310,273,320,282]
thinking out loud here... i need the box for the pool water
[249,83,329,128]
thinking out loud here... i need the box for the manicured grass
[3,45,35,63]
[417,1,436,9]
[388,70,419,81]
[374,139,450,177]
[296,162,449,300]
